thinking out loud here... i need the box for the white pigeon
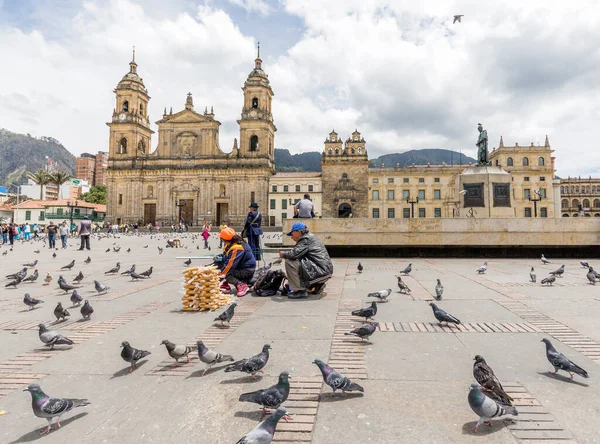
[530,267,536,283]
[367,288,392,302]
[476,262,488,274]
[541,254,550,264]
[435,279,443,300]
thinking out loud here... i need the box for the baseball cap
[286,222,306,236]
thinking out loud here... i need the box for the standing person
[23,223,31,241]
[133,222,139,235]
[243,202,262,261]
[217,228,256,297]
[8,223,16,247]
[58,221,70,249]
[1,224,8,244]
[294,194,315,219]
[46,221,57,249]
[33,223,39,239]
[78,216,92,251]
[202,220,212,249]
[218,220,228,249]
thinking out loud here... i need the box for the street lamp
[528,190,543,217]
[175,199,186,225]
[406,196,419,218]
[66,200,78,230]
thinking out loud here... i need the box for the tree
[81,185,107,204]
[26,169,52,200]
[49,170,73,199]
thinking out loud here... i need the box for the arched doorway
[338,203,352,218]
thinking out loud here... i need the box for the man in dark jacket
[244,202,263,261]
[279,222,333,299]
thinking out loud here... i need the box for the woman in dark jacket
[218,228,256,297]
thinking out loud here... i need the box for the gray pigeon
[105,262,120,274]
[351,301,377,321]
[72,271,84,283]
[84,256,91,264]
[23,260,38,267]
[580,261,590,268]
[94,280,109,294]
[184,259,192,266]
[541,254,550,264]
[24,293,44,310]
[344,322,378,342]
[396,276,411,294]
[70,290,83,306]
[549,264,565,278]
[5,276,22,288]
[196,340,234,376]
[130,271,146,281]
[542,338,588,379]
[541,275,556,286]
[23,384,90,435]
[429,302,460,326]
[435,279,443,300]
[80,300,94,320]
[530,267,536,283]
[38,324,74,349]
[400,263,412,275]
[139,266,153,277]
[120,341,151,374]
[235,407,287,444]
[468,383,517,431]
[357,262,363,273]
[367,289,391,302]
[60,260,75,270]
[313,359,364,395]
[58,277,76,293]
[587,267,597,285]
[225,344,271,377]
[121,264,135,275]
[54,302,70,322]
[453,14,464,24]
[6,267,27,280]
[22,269,39,283]
[239,371,291,415]
[214,302,237,326]
[476,262,488,274]
[160,339,196,365]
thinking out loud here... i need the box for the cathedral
[106,49,276,225]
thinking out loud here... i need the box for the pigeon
[113,246,121,253]
[225,344,271,377]
[235,407,287,444]
[24,293,44,310]
[400,263,412,275]
[94,280,109,294]
[44,273,53,285]
[429,302,461,326]
[158,246,163,254]
[139,266,153,277]
[23,384,90,435]
[84,256,91,264]
[214,302,237,326]
[22,269,39,283]
[70,290,83,306]
[396,276,411,294]
[435,279,443,300]
[239,371,291,415]
[80,300,94,320]
[541,275,556,286]
[127,248,130,253]
[473,355,513,405]
[184,258,192,266]
[52,252,56,258]
[38,324,74,349]
[6,267,27,280]
[357,262,363,273]
[351,301,377,321]
[58,278,77,293]
[129,271,146,281]
[34,249,40,254]
[5,276,22,288]
[580,261,590,268]
[60,260,75,270]
[105,262,120,274]
[121,264,135,275]
[453,14,463,24]
[196,340,234,376]
[530,267,536,283]
[23,259,38,267]
[541,254,550,264]
[549,264,565,278]
[313,359,364,395]
[120,341,151,374]
[476,262,488,274]
[367,289,391,302]
[344,322,378,342]
[468,383,517,432]
[105,248,110,253]
[54,302,70,322]
[160,339,196,365]
[143,245,148,248]
[542,338,588,379]
[586,267,597,285]
[72,271,84,283]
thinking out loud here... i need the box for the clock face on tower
[119,113,126,121]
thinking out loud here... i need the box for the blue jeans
[48,234,56,249]
[61,235,68,248]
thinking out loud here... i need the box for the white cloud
[227,0,274,16]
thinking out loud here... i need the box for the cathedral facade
[106,51,276,226]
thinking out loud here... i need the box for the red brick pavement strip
[0,373,48,398]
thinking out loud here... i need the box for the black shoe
[288,290,308,299]
[77,248,83,251]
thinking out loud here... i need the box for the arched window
[538,157,545,166]
[335,148,339,156]
[572,199,580,208]
[595,213,600,217]
[587,186,591,193]
[351,147,355,154]
[573,213,579,217]
[338,203,352,218]
[593,199,600,208]
[571,186,574,193]
[119,137,127,154]
[585,213,591,217]
[219,184,226,197]
[583,199,590,209]
[358,147,362,154]
[328,149,332,156]
[122,101,129,112]
[249,135,259,152]
[576,186,580,193]
[138,140,145,154]
[251,97,259,109]
[562,213,569,217]
[522,157,529,166]
[147,185,154,198]
[495,160,499,166]
[507,157,513,166]
[140,104,144,115]
[561,199,568,209]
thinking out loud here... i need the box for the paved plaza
[0,233,599,443]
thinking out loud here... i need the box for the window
[272,185,277,192]
[523,157,529,166]
[294,198,300,205]
[418,190,425,199]
[372,208,380,218]
[561,199,569,209]
[403,208,410,218]
[540,208,548,218]
[282,199,287,210]
[538,157,545,166]
[39,211,45,221]
[572,199,580,209]
[576,186,580,193]
[308,185,313,192]
[282,213,287,220]
[403,190,410,199]
[119,137,127,154]
[583,199,590,209]
[388,178,394,184]
[524,189,531,199]
[594,199,600,208]
[387,190,394,200]
[122,101,129,112]
[524,177,530,182]
[251,191,255,203]
[57,208,63,215]
[418,208,426,218]
[270,199,276,210]
[539,188,546,198]
[525,208,532,217]
[295,185,301,192]
[25,210,31,221]
[434,177,440,183]
[387,208,395,218]
[433,190,441,200]
[434,208,441,218]
[140,104,144,115]
[540,176,545,181]
[283,185,288,192]
[373,178,379,184]
[118,194,123,205]
[252,97,259,109]
[403,178,409,183]
[507,157,514,166]
[418,178,424,183]
[372,190,380,200]
[74,209,80,215]
[250,135,259,151]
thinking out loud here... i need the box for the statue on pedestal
[476,123,489,165]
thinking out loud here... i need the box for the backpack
[254,269,286,297]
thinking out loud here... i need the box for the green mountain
[0,129,76,186]
[274,149,322,172]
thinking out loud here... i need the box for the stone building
[268,172,322,226]
[559,177,600,217]
[106,50,275,225]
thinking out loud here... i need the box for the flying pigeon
[139,266,153,277]
[121,264,135,275]
[367,289,391,302]
[72,271,84,283]
[54,302,70,322]
[94,280,109,294]
[586,267,597,285]
[473,355,513,405]
[160,339,196,365]
[541,254,550,264]
[60,260,75,270]
[435,279,443,300]
[70,290,83,306]
[58,278,77,293]
[22,269,39,283]
[541,275,556,286]
[120,341,151,374]
[580,261,590,268]
[225,344,271,377]
[80,300,94,320]
[184,258,192,266]
[468,383,517,432]
[453,14,463,24]
[23,384,90,435]
[541,338,588,379]
[235,407,287,444]
[351,301,377,321]
[214,302,237,326]
[38,324,74,349]
[105,262,121,274]
[239,371,291,416]
[429,302,461,326]
[24,293,44,310]
[313,359,364,395]
[549,265,565,278]
[84,256,91,264]
[196,340,234,376]
[396,276,411,294]
[344,322,378,342]
[44,273,53,285]
[357,262,363,273]
[400,263,412,275]
[530,267,536,283]
[476,262,488,274]
[23,259,38,267]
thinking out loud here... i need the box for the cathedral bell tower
[237,44,276,167]
[107,48,154,159]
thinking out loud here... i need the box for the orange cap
[219,227,236,240]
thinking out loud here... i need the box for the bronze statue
[476,123,489,165]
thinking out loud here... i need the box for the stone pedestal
[458,166,513,218]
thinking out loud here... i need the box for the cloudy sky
[1,0,599,177]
